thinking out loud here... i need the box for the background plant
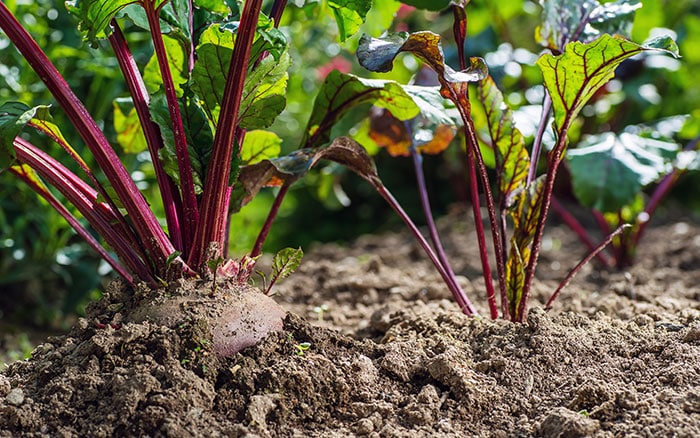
[340,0,682,321]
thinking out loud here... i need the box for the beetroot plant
[0,0,380,355]
[342,0,680,321]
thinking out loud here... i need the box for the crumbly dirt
[1,209,700,437]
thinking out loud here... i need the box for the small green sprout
[295,342,311,356]
[313,304,329,322]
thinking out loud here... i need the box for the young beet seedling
[0,0,391,355]
[342,0,679,321]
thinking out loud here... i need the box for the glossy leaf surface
[537,0,641,50]
[567,132,678,212]
[357,31,487,90]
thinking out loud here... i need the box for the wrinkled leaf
[567,132,678,212]
[113,98,148,154]
[0,102,50,170]
[191,23,290,128]
[536,0,641,50]
[66,0,137,45]
[151,92,214,193]
[304,70,423,148]
[476,76,529,204]
[239,51,290,129]
[537,34,679,133]
[240,130,282,165]
[358,32,487,87]
[328,0,372,42]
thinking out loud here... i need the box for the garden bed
[1,210,699,436]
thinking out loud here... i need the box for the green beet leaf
[328,0,372,42]
[191,23,290,129]
[65,0,136,46]
[567,131,679,212]
[193,0,231,15]
[476,76,529,205]
[144,33,189,97]
[240,130,282,165]
[0,102,51,170]
[303,70,422,149]
[113,98,148,154]
[537,33,679,134]
[150,92,214,193]
[238,51,290,130]
[264,247,304,294]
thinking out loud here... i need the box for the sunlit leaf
[328,0,372,42]
[402,85,459,126]
[239,51,290,129]
[113,98,148,154]
[476,76,529,204]
[358,32,487,86]
[304,70,422,148]
[0,102,50,170]
[537,34,679,133]
[536,0,641,50]
[144,33,189,97]
[191,23,290,129]
[240,130,282,164]
[194,0,231,15]
[567,132,678,212]
[266,247,304,293]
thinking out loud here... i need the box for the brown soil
[1,209,699,437]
